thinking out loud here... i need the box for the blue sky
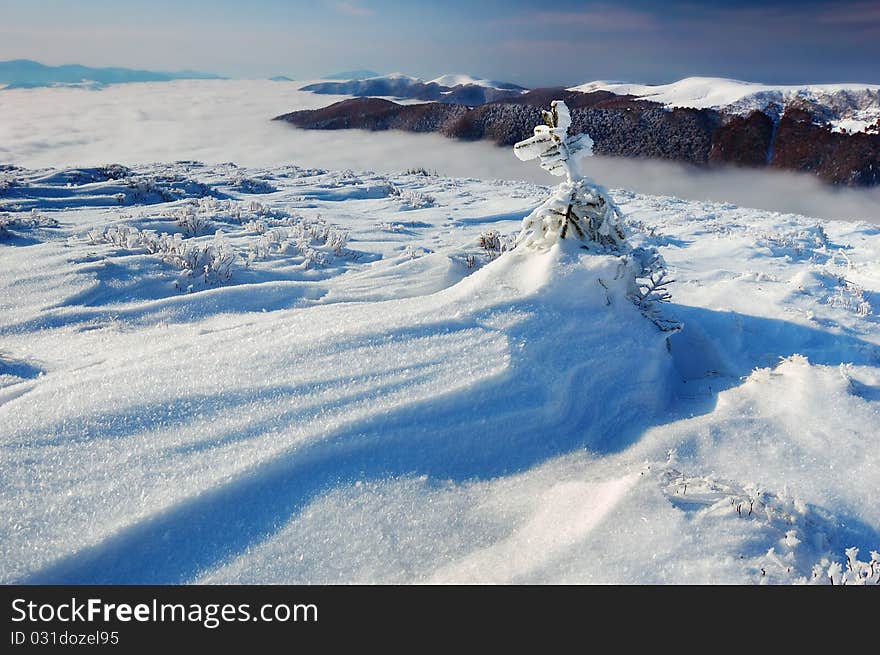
[2,0,878,85]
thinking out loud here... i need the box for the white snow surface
[1,160,879,585]
[571,77,880,134]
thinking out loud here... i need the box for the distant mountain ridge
[301,72,528,105]
[572,77,880,135]
[0,59,222,89]
[283,76,880,187]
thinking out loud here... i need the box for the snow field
[1,160,878,584]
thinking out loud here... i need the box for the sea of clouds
[1,79,878,224]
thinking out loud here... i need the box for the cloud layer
[1,80,878,224]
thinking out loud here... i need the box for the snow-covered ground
[1,157,879,584]
[571,77,880,134]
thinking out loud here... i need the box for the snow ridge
[570,77,880,133]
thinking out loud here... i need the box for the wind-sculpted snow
[0,163,878,584]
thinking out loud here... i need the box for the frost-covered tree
[513,100,626,250]
[512,100,681,332]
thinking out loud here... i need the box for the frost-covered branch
[628,247,681,332]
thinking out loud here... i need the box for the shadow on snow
[22,304,880,583]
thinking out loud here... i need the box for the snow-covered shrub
[244,215,349,268]
[294,218,349,263]
[314,225,349,256]
[511,100,680,332]
[193,198,288,226]
[404,167,438,177]
[387,184,436,209]
[332,169,361,186]
[824,276,872,316]
[243,219,269,235]
[28,209,58,228]
[754,223,832,262]
[655,460,880,585]
[171,197,282,233]
[98,164,132,180]
[404,245,430,259]
[806,549,880,585]
[400,189,436,210]
[250,228,289,259]
[790,269,873,317]
[231,175,277,194]
[92,196,352,281]
[90,225,237,286]
[626,218,679,248]
[173,201,212,236]
[375,221,407,233]
[478,231,513,260]
[123,176,180,203]
[202,232,235,284]
[0,209,59,239]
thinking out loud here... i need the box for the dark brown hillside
[770,108,880,186]
[275,98,467,132]
[709,111,775,167]
[275,94,880,186]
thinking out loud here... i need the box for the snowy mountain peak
[300,73,527,105]
[569,77,880,134]
[355,72,522,91]
[428,73,524,90]
[430,73,486,87]
[364,72,423,82]
[571,76,880,105]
